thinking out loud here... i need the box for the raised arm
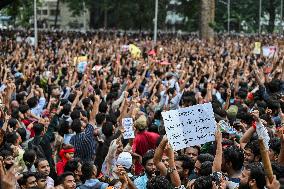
[212,127,222,172]
[153,136,168,176]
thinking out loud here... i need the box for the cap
[116,152,133,169]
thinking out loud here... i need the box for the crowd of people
[0,29,284,189]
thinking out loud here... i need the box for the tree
[200,0,215,40]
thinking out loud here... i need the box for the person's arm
[89,95,100,126]
[33,87,46,115]
[165,144,181,187]
[278,130,284,165]
[212,128,222,172]
[153,136,168,176]
[240,110,259,149]
[223,88,231,110]
[71,90,82,111]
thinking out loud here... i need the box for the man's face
[37,178,47,189]
[175,160,185,179]
[244,149,255,165]
[4,155,14,169]
[238,168,251,189]
[25,176,37,188]
[62,175,76,189]
[145,158,156,177]
[185,147,199,161]
[194,160,201,175]
[37,160,50,176]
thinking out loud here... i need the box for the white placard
[262,46,276,58]
[122,118,135,139]
[256,122,270,150]
[162,103,217,151]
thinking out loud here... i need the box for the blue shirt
[134,174,148,189]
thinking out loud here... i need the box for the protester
[0,29,283,189]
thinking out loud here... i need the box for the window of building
[42,10,48,15]
[50,9,60,16]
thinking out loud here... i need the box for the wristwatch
[167,167,177,174]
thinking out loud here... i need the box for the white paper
[256,122,270,150]
[122,118,135,139]
[162,103,216,151]
[262,46,276,58]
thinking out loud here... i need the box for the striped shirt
[70,123,97,162]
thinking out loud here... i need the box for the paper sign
[129,44,141,59]
[73,56,87,66]
[253,42,261,54]
[256,122,270,150]
[26,37,35,46]
[162,103,217,151]
[122,118,135,139]
[262,46,276,58]
[92,65,103,71]
[160,61,171,65]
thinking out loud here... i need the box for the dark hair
[197,153,214,163]
[64,158,81,173]
[68,93,76,103]
[57,172,74,185]
[223,145,244,171]
[142,149,155,167]
[62,104,71,116]
[175,155,195,173]
[18,172,36,186]
[147,176,171,189]
[0,149,13,158]
[35,172,47,180]
[82,98,91,109]
[193,176,212,189]
[33,123,44,136]
[71,119,82,133]
[269,138,281,155]
[19,104,30,114]
[34,158,48,169]
[245,140,261,158]
[102,121,114,138]
[58,120,70,136]
[23,149,37,169]
[95,113,106,125]
[81,161,95,181]
[8,118,18,129]
[27,97,38,109]
[17,127,27,142]
[245,163,266,189]
[200,161,213,176]
[5,132,18,145]
[105,113,117,125]
[99,101,108,113]
[70,110,80,120]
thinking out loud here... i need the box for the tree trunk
[54,0,60,28]
[267,0,276,33]
[200,0,214,41]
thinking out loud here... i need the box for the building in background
[37,0,89,30]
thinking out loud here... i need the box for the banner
[122,118,135,139]
[162,103,216,151]
[262,46,277,58]
[253,42,261,54]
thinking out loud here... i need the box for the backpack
[28,138,46,159]
[77,181,104,189]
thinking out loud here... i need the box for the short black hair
[17,127,27,142]
[27,97,38,109]
[193,176,212,189]
[5,132,18,145]
[18,172,36,186]
[102,121,114,137]
[175,155,194,173]
[147,176,171,189]
[245,140,261,158]
[99,101,108,113]
[35,172,47,180]
[81,161,95,181]
[197,153,214,163]
[19,104,30,114]
[95,113,106,125]
[62,103,71,115]
[71,119,82,133]
[33,123,44,136]
[200,161,213,176]
[142,149,155,167]
[64,158,81,173]
[57,172,74,185]
[245,163,266,189]
[269,137,281,155]
[8,118,18,129]
[223,145,244,171]
[0,149,13,158]
[70,110,81,120]
[23,149,37,165]
[34,158,48,169]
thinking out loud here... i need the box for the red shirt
[132,131,159,175]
